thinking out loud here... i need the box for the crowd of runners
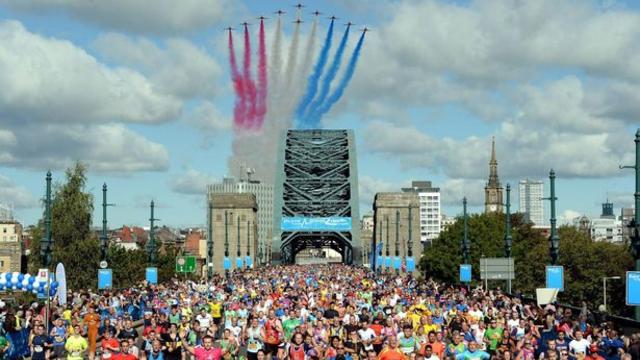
[0,264,638,360]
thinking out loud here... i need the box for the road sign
[38,268,49,281]
[98,269,112,290]
[146,267,158,284]
[627,271,640,306]
[460,264,472,282]
[479,257,515,280]
[546,266,564,291]
[99,261,108,269]
[175,256,196,273]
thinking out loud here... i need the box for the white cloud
[559,209,582,226]
[1,0,233,35]
[0,175,37,209]
[182,101,230,134]
[0,21,181,125]
[169,169,218,195]
[1,123,169,172]
[94,33,222,99]
[440,179,485,207]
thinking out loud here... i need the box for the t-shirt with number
[31,334,49,360]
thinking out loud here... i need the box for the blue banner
[393,257,401,270]
[145,267,158,285]
[98,269,112,290]
[546,266,564,291]
[627,271,640,306]
[406,257,415,272]
[281,217,352,231]
[236,257,243,269]
[385,256,391,267]
[460,264,472,283]
[223,257,231,270]
[376,241,383,253]
[245,256,253,268]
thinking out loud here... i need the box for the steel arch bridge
[273,129,360,264]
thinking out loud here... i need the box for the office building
[518,179,544,225]
[402,181,441,244]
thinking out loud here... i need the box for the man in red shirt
[113,340,137,360]
[100,331,120,359]
[370,317,385,354]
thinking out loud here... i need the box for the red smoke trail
[256,19,268,128]
[243,24,257,128]
[228,30,246,128]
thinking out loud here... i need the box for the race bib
[71,351,81,357]
[55,336,64,343]
[34,345,43,352]
[248,342,259,352]
[102,351,112,359]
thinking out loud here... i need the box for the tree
[421,213,634,316]
[29,162,100,290]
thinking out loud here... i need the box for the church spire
[488,136,500,187]
[485,136,503,213]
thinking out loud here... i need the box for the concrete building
[518,179,544,225]
[372,193,421,273]
[590,202,623,243]
[402,181,441,244]
[208,177,273,264]
[208,193,258,274]
[0,220,22,272]
[485,137,504,214]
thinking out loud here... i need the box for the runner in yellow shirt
[65,325,87,360]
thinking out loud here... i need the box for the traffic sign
[98,269,112,290]
[175,256,196,273]
[479,257,515,280]
[146,267,158,284]
[546,266,564,291]
[627,271,640,306]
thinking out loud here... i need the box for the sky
[0,0,639,228]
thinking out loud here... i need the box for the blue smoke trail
[295,19,334,124]
[307,31,366,127]
[304,25,351,123]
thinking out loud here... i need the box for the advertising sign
[98,269,112,290]
[406,257,415,272]
[460,264,472,283]
[145,267,158,285]
[546,266,564,291]
[281,217,352,231]
[627,271,640,306]
[175,256,196,273]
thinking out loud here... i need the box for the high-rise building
[518,179,544,225]
[621,207,635,243]
[485,137,504,213]
[401,181,441,244]
[207,176,273,264]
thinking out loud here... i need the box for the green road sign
[175,256,196,273]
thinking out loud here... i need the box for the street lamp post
[236,216,241,268]
[602,276,621,312]
[620,128,640,321]
[395,210,400,275]
[41,171,53,334]
[148,201,160,265]
[462,197,469,265]
[408,205,413,258]
[224,211,230,278]
[246,220,251,258]
[207,201,214,280]
[100,183,114,267]
[385,216,390,272]
[504,184,512,293]
[543,170,559,265]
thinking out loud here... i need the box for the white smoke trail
[283,19,301,96]
[267,16,283,112]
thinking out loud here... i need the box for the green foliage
[421,212,634,316]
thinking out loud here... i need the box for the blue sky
[0,0,638,228]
